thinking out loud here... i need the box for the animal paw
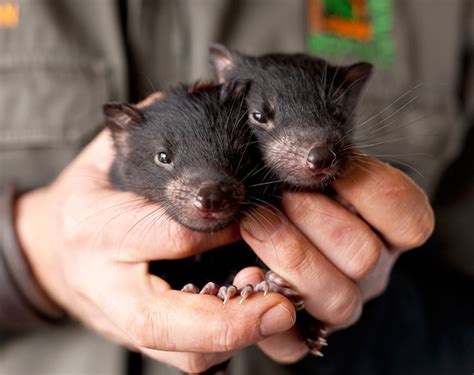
[254,271,305,311]
[181,282,253,304]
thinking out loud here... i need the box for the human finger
[240,209,362,327]
[101,272,296,353]
[333,157,434,250]
[282,191,383,280]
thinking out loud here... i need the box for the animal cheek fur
[165,177,191,206]
[262,136,307,172]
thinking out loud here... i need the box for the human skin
[14,93,434,373]
[239,157,435,363]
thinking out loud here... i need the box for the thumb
[72,129,116,174]
[108,273,296,353]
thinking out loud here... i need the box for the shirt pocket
[0,57,109,149]
[0,58,110,189]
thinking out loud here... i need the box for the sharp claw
[239,284,253,304]
[294,300,305,311]
[218,285,238,304]
[200,282,219,296]
[265,271,290,287]
[218,286,227,301]
[226,285,237,301]
[181,284,199,294]
[254,281,264,293]
[313,350,324,357]
[318,337,327,345]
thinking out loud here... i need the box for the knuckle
[273,230,313,274]
[377,177,412,204]
[216,321,243,352]
[326,284,362,326]
[127,306,161,349]
[325,221,354,248]
[279,242,312,274]
[362,167,413,208]
[346,232,383,280]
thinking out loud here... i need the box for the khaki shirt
[0,1,472,374]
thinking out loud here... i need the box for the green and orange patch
[308,0,394,66]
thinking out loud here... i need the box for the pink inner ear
[188,81,215,94]
[138,92,165,108]
[210,46,235,83]
[121,105,144,123]
[104,103,144,133]
[116,112,135,127]
[214,58,234,83]
[345,63,372,84]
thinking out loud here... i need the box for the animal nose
[306,145,336,170]
[194,183,230,213]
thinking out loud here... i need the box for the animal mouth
[180,208,239,233]
[301,162,339,178]
[281,166,340,189]
[198,209,236,221]
[309,167,337,177]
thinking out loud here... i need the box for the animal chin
[198,210,235,221]
[282,167,339,189]
[183,218,234,233]
[176,208,239,233]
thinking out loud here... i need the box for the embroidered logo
[308,0,394,65]
[0,1,19,28]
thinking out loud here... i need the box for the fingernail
[260,304,295,337]
[241,208,282,241]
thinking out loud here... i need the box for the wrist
[0,181,65,330]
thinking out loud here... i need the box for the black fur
[104,83,268,289]
[210,44,372,189]
[105,83,266,233]
[209,45,373,355]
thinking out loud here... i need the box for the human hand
[240,157,435,363]
[14,95,296,373]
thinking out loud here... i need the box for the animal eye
[155,152,172,165]
[330,105,345,121]
[250,111,267,124]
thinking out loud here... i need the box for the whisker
[355,83,422,131]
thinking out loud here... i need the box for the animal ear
[342,62,373,99]
[188,81,215,94]
[103,103,144,153]
[332,62,373,116]
[219,79,249,103]
[103,103,144,130]
[209,43,239,83]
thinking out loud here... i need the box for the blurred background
[0,1,472,374]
